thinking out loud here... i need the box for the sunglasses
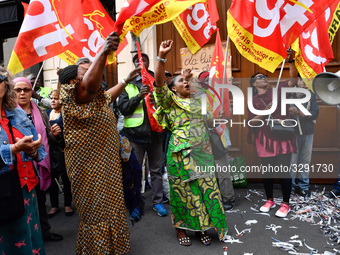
[255,74,268,80]
[0,75,6,83]
[14,88,32,93]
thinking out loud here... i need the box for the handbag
[50,147,65,178]
[208,128,227,160]
[268,115,295,135]
[0,121,25,225]
[259,98,295,135]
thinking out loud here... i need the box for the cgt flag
[208,29,230,147]
[172,1,218,54]
[227,0,339,73]
[8,0,126,75]
[114,0,207,40]
[135,41,163,132]
[291,0,340,88]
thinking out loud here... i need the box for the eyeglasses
[255,74,268,80]
[14,88,32,93]
[0,75,6,83]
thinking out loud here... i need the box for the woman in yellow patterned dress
[154,40,228,246]
[58,32,140,255]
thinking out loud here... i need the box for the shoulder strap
[7,120,17,171]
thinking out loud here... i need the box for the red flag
[207,0,219,26]
[172,1,218,54]
[8,0,127,75]
[227,0,339,73]
[209,29,230,119]
[292,0,340,87]
[136,41,163,132]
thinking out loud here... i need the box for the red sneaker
[260,200,276,212]
[275,204,290,218]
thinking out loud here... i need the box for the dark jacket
[291,91,319,135]
[118,71,161,143]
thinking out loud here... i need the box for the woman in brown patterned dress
[58,32,140,255]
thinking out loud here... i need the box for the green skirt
[169,175,228,239]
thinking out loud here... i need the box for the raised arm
[155,40,173,88]
[287,49,298,87]
[107,67,141,103]
[75,32,120,104]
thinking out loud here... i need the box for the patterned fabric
[0,186,46,255]
[60,85,130,255]
[154,84,227,239]
[154,84,214,182]
[169,175,227,239]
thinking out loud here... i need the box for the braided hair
[59,65,79,85]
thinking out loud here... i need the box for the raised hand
[102,31,120,56]
[159,40,173,58]
[126,67,142,84]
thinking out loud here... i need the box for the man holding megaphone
[313,70,340,198]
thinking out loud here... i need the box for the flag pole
[32,60,45,90]
[276,58,286,88]
[221,35,229,111]
[223,35,230,85]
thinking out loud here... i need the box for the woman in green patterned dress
[153,40,228,246]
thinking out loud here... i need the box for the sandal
[196,231,211,246]
[176,229,191,246]
[178,237,192,246]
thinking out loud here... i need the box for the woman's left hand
[51,123,61,137]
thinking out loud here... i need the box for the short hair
[165,71,172,77]
[59,65,79,85]
[132,53,149,63]
[76,57,91,66]
[168,76,179,92]
[50,89,60,98]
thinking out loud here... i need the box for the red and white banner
[172,1,218,54]
[227,0,339,73]
[114,0,206,40]
[292,0,340,87]
[136,41,163,132]
[8,0,126,75]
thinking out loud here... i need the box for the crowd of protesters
[0,31,338,255]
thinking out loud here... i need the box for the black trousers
[261,154,292,203]
[35,185,51,239]
[48,170,72,208]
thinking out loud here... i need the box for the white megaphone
[312,71,340,105]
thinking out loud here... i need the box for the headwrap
[13,77,51,191]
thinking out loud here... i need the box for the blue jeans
[290,134,314,191]
[333,153,340,191]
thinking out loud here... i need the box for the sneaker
[162,196,169,203]
[326,190,340,198]
[259,200,276,212]
[153,203,168,217]
[296,187,310,197]
[130,208,141,221]
[275,204,290,218]
[223,199,235,211]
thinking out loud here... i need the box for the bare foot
[65,206,73,213]
[48,207,59,215]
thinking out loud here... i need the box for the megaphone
[312,71,340,105]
